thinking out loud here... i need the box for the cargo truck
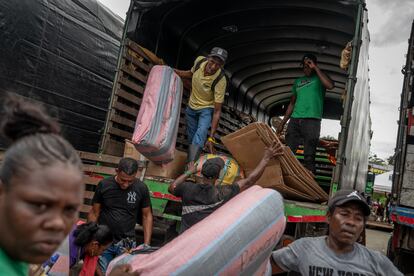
[97,0,372,240]
[0,0,372,241]
[388,20,414,275]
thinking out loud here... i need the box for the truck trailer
[0,0,372,241]
[388,20,414,275]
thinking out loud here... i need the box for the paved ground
[366,228,391,255]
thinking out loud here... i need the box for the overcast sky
[98,0,414,160]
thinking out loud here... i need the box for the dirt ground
[365,228,392,255]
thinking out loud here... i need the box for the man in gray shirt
[271,189,402,275]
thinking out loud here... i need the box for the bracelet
[208,136,218,144]
[184,170,192,176]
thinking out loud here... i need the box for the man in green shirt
[277,54,334,173]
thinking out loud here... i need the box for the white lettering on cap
[346,191,361,200]
[218,49,223,55]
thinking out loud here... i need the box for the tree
[387,154,395,166]
[369,152,386,166]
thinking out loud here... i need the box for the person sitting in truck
[174,47,228,165]
[277,53,334,174]
[0,96,84,275]
[270,189,403,275]
[87,158,153,275]
[168,142,283,233]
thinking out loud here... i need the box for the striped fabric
[107,186,286,275]
[132,65,183,164]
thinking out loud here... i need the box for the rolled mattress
[132,65,183,164]
[107,186,286,275]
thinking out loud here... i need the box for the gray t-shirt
[272,236,402,276]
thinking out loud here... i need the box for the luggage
[132,65,183,164]
[107,186,286,276]
[194,154,244,185]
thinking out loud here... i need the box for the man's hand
[204,139,216,154]
[276,122,285,135]
[187,161,198,175]
[305,58,317,70]
[264,142,284,161]
[108,264,139,276]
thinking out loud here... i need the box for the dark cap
[201,157,225,179]
[328,189,370,216]
[209,47,228,63]
[301,53,317,64]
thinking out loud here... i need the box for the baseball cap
[201,157,225,179]
[328,189,370,216]
[209,47,228,63]
[301,53,317,64]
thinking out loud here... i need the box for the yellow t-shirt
[189,56,227,110]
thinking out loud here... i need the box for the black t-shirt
[92,176,151,241]
[174,182,240,233]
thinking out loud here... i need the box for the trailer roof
[128,0,361,121]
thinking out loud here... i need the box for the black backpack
[193,57,228,93]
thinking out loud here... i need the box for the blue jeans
[98,239,136,274]
[185,106,214,147]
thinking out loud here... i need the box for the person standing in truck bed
[174,47,228,165]
[277,53,334,173]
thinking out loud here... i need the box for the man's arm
[306,59,334,89]
[141,207,153,245]
[87,203,101,222]
[270,257,286,274]
[174,69,193,79]
[277,95,296,135]
[205,102,222,153]
[234,143,283,190]
[168,164,197,195]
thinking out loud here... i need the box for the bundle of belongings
[222,122,329,202]
[132,65,183,164]
[107,186,286,275]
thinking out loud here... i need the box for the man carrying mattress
[270,189,403,275]
[168,143,283,233]
[174,47,228,165]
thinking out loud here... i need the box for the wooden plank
[123,53,151,73]
[84,175,103,186]
[116,88,142,106]
[101,136,125,157]
[125,39,152,64]
[80,205,92,214]
[118,76,145,94]
[113,101,139,117]
[110,112,135,128]
[108,127,133,140]
[84,191,95,200]
[78,151,121,165]
[83,164,116,175]
[120,64,147,84]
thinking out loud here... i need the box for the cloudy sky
[98,0,414,160]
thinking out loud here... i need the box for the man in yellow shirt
[175,47,228,164]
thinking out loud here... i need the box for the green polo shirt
[0,248,28,276]
[291,74,325,119]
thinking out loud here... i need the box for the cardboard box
[222,125,283,189]
[124,140,143,160]
[124,140,187,179]
[146,150,187,178]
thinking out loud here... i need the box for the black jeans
[285,118,321,173]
